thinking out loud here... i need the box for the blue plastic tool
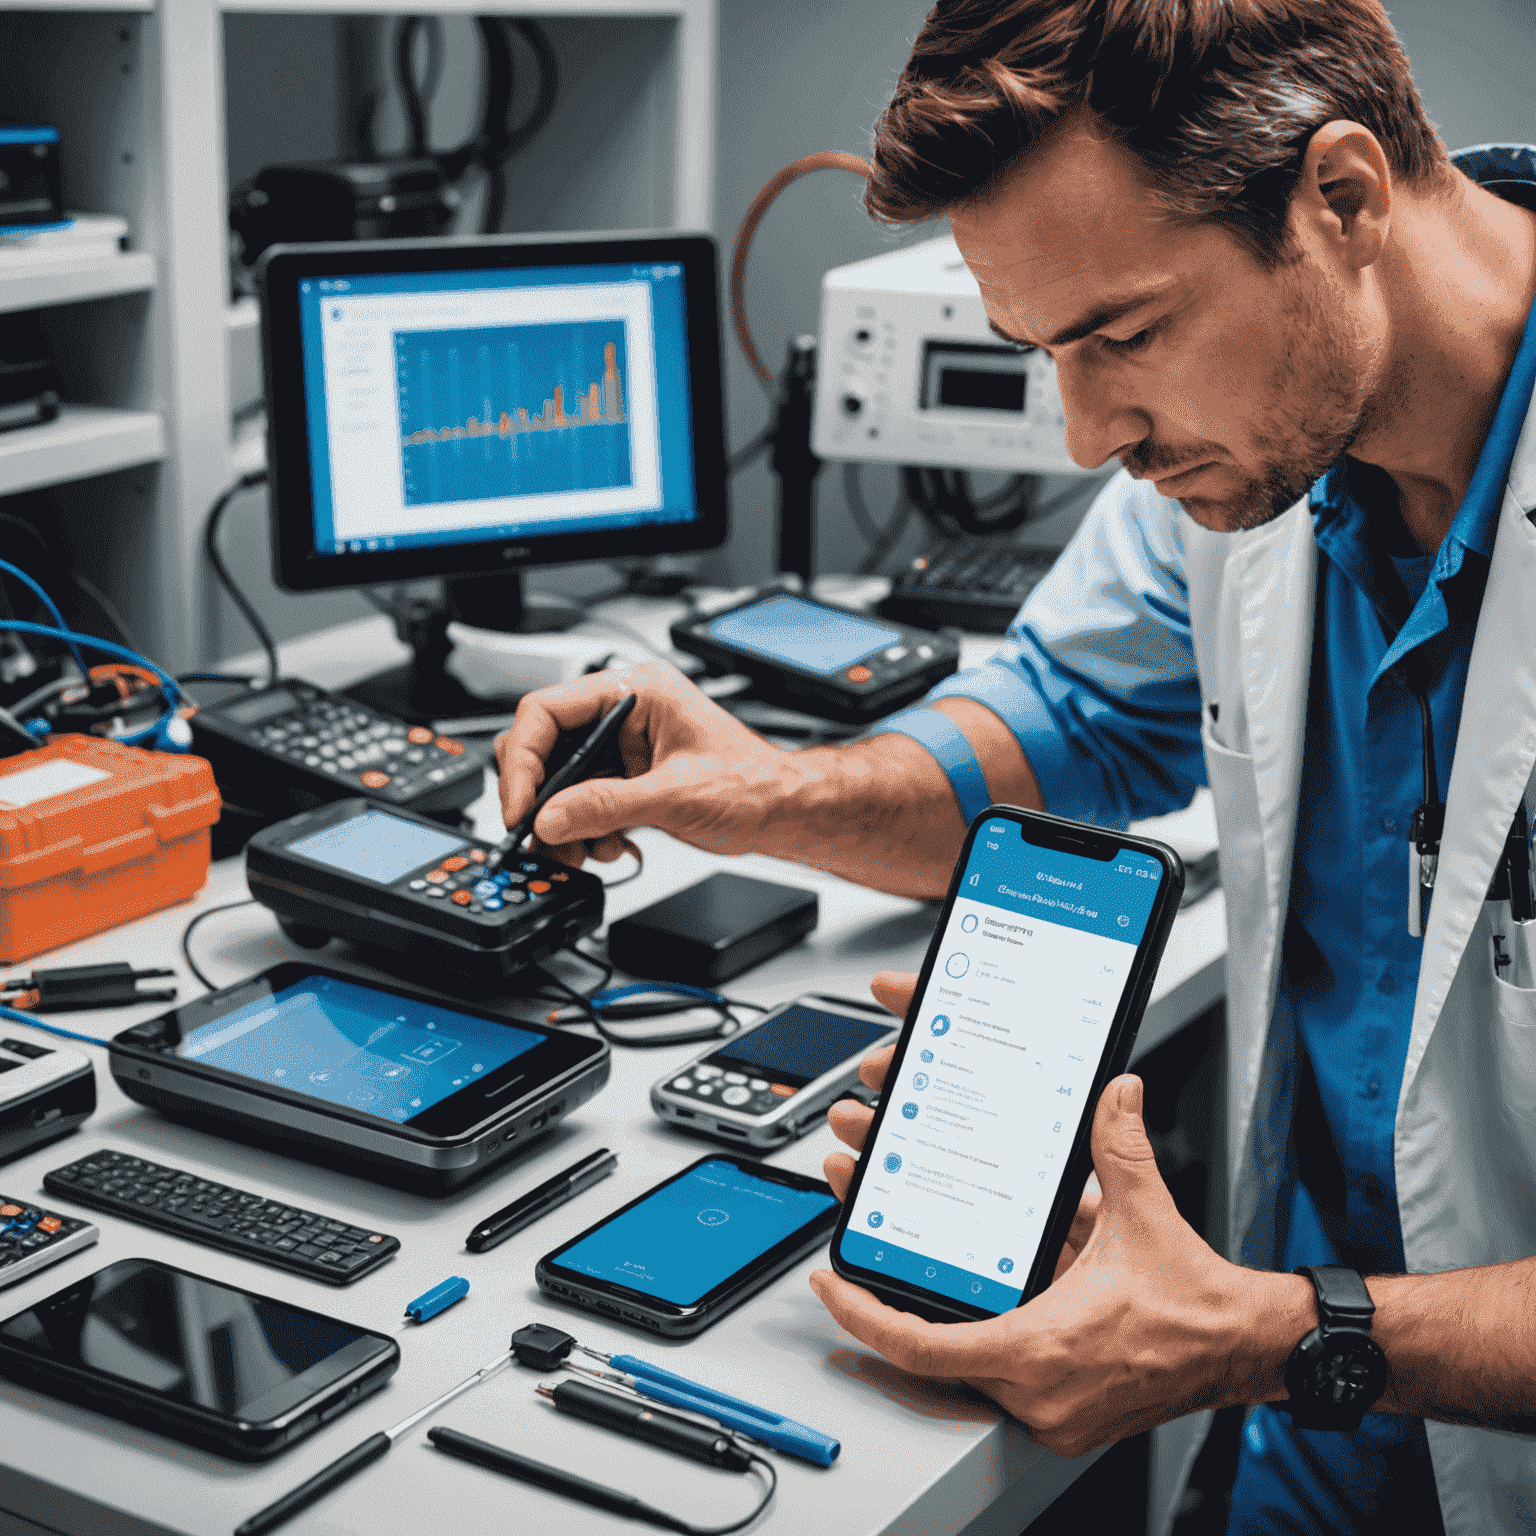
[404,1276,469,1324]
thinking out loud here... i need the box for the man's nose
[1055,357,1147,472]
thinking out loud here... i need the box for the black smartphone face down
[119,963,603,1141]
[537,1155,839,1335]
[0,1258,397,1458]
[830,807,1183,1322]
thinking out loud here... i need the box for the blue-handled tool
[572,1346,840,1466]
[403,1276,469,1324]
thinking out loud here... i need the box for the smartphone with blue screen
[829,806,1184,1323]
[535,1154,839,1336]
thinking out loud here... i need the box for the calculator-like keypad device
[0,1197,98,1288]
[198,680,490,806]
[402,849,578,922]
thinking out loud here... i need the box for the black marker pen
[465,1148,617,1253]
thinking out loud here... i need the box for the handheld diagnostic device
[245,798,603,989]
[669,592,959,724]
[830,807,1182,1322]
[109,963,610,1192]
[190,679,491,826]
[651,995,896,1149]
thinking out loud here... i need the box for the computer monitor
[258,232,729,619]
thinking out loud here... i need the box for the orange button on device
[38,1216,61,1233]
[770,1084,796,1097]
[360,770,390,789]
[526,880,551,894]
[846,665,873,683]
[0,1205,19,1218]
[435,736,465,755]
[442,856,469,872]
[468,849,487,863]
[450,890,473,906]
[425,869,448,884]
[407,726,434,745]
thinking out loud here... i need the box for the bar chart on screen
[395,319,634,507]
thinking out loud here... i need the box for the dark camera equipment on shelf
[0,313,61,435]
[229,16,558,273]
[0,126,64,231]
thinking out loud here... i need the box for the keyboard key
[42,1151,398,1287]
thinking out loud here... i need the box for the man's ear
[1291,120,1392,270]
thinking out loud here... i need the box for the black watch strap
[1296,1264,1376,1330]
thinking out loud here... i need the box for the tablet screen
[287,809,467,886]
[171,974,544,1124]
[552,1158,837,1305]
[706,595,901,677]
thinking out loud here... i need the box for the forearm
[762,700,1045,898]
[1366,1259,1536,1431]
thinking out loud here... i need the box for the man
[495,2,1536,1530]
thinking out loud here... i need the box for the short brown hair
[867,0,1451,261]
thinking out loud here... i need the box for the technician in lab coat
[496,2,1536,1531]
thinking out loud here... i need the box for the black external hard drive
[607,873,819,986]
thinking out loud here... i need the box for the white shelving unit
[0,404,164,498]
[0,0,716,673]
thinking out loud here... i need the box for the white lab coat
[1180,391,1536,1532]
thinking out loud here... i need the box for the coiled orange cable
[730,151,871,391]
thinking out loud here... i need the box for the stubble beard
[1176,258,1386,534]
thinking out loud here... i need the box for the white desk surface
[0,614,1226,1536]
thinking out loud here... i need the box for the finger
[808,1271,1014,1379]
[1052,1183,1103,1282]
[869,970,919,1019]
[1089,1074,1167,1212]
[823,1151,856,1202]
[534,772,673,846]
[826,1098,875,1152]
[496,676,632,826]
[858,1044,895,1092]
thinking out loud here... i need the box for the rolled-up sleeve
[871,472,1206,830]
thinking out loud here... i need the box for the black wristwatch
[1281,1265,1389,1431]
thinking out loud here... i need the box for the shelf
[0,0,152,11]
[0,251,154,315]
[0,403,164,496]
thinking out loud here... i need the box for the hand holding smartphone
[826,806,1182,1323]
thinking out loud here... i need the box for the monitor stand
[342,572,585,729]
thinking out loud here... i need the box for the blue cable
[586,982,733,1012]
[0,619,184,751]
[0,558,85,671]
[0,1001,111,1048]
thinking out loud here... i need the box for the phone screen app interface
[177,974,544,1123]
[556,1160,837,1306]
[841,822,1163,1312]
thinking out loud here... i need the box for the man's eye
[1103,327,1155,355]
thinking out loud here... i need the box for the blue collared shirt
[875,143,1536,1532]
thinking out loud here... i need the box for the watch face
[1297,1327,1389,1407]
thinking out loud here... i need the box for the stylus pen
[538,1378,755,1470]
[465,1148,617,1252]
[233,1347,514,1536]
[571,1349,841,1466]
[507,691,635,847]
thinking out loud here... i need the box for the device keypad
[0,1199,92,1274]
[670,1065,790,1116]
[239,689,476,800]
[391,850,571,920]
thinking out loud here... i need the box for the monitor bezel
[257,231,729,593]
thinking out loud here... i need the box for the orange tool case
[0,736,221,963]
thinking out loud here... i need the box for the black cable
[181,900,258,994]
[205,471,279,687]
[728,424,773,476]
[69,571,145,656]
[654,1455,776,1536]
[538,950,765,1047]
[394,15,445,159]
[1413,683,1438,809]
[843,462,913,574]
[175,672,262,688]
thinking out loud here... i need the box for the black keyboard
[877,541,1059,634]
[44,1150,399,1286]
